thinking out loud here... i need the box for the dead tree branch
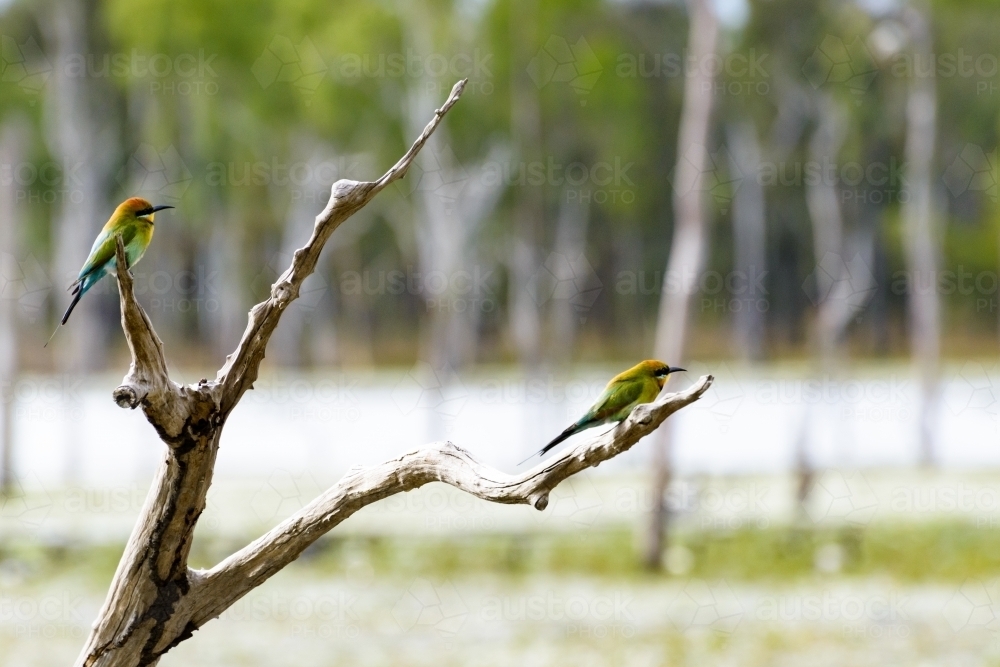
[215,79,468,416]
[189,374,712,625]
[74,79,709,667]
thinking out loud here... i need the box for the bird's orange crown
[115,197,173,222]
[633,359,686,389]
[119,197,154,215]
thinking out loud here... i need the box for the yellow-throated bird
[518,360,685,465]
[45,197,172,346]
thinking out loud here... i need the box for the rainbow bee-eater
[46,197,172,346]
[519,360,686,465]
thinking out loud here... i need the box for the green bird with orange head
[46,197,172,345]
[519,360,686,465]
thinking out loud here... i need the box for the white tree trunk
[400,7,508,374]
[39,0,121,488]
[799,95,849,516]
[41,0,118,372]
[507,0,544,369]
[549,195,591,365]
[726,121,766,361]
[645,0,719,569]
[271,138,340,367]
[0,119,28,495]
[901,3,941,466]
[805,94,848,366]
[200,203,248,357]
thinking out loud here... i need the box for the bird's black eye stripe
[136,207,154,216]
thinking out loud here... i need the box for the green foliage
[0,0,997,361]
[10,521,1000,582]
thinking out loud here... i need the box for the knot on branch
[113,385,142,409]
[331,179,360,201]
[529,493,549,511]
[630,402,654,426]
[271,280,297,307]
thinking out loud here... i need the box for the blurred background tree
[0,0,994,374]
[2,0,1000,662]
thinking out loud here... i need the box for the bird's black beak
[667,366,687,375]
[150,205,174,213]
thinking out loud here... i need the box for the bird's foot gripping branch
[74,80,712,667]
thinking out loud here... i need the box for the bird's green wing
[78,225,137,279]
[588,378,646,424]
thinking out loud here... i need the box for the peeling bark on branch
[74,80,709,667]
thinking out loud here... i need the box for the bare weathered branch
[75,81,712,667]
[77,81,471,667]
[188,375,713,625]
[111,235,179,414]
[215,79,468,416]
